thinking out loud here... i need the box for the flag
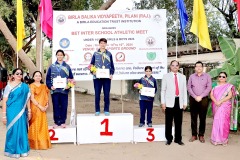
[177,0,189,43]
[190,0,212,51]
[39,0,53,39]
[17,0,25,51]
[234,0,240,30]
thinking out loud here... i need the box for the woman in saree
[210,72,236,146]
[28,71,51,149]
[2,68,31,158]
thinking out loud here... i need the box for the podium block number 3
[100,119,113,136]
[146,128,155,142]
[49,129,59,141]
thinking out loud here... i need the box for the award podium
[48,126,77,144]
[77,113,133,144]
[133,125,174,143]
[48,87,170,144]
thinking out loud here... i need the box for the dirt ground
[0,92,240,160]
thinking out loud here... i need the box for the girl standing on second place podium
[46,49,74,128]
[137,66,157,127]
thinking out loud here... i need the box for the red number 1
[146,128,155,142]
[100,119,113,136]
[49,129,59,141]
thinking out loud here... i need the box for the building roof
[168,52,225,65]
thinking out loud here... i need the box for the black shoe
[165,141,172,145]
[175,141,185,146]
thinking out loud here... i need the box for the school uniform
[46,61,73,126]
[90,49,115,113]
[139,75,157,125]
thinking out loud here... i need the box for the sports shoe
[95,112,100,116]
[138,123,144,127]
[148,123,153,127]
[104,112,110,116]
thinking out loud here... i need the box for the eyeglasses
[15,72,23,76]
[218,76,226,78]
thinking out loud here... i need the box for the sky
[108,0,140,10]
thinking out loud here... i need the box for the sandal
[61,124,66,128]
[53,124,58,129]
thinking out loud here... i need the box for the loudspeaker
[0,68,7,82]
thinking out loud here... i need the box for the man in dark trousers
[187,61,212,143]
[161,60,187,146]
[90,38,115,116]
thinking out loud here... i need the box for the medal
[101,52,106,69]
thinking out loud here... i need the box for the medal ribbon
[102,51,106,65]
[55,64,69,76]
[143,76,154,87]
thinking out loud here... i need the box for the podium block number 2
[49,129,59,141]
[100,119,113,136]
[146,128,155,142]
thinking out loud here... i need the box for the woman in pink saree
[210,72,235,146]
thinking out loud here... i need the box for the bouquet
[67,79,76,88]
[88,64,97,73]
[134,83,143,89]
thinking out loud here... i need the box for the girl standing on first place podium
[46,49,74,128]
[137,66,157,127]
[89,38,115,116]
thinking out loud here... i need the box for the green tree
[208,37,240,125]
[209,0,239,38]
[0,0,116,73]
[209,37,240,85]
[133,0,233,47]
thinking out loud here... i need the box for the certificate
[53,76,67,88]
[141,87,155,97]
[96,69,110,78]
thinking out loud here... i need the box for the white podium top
[133,125,165,129]
[77,112,134,144]
[77,113,133,117]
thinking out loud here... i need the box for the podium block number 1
[100,118,113,136]
[146,128,155,142]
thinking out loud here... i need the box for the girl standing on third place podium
[46,49,74,128]
[137,66,157,127]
